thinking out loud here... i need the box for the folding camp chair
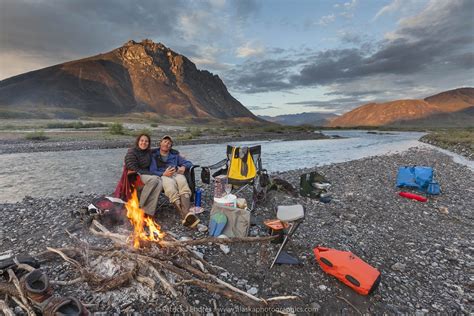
[114,165,198,205]
[270,204,305,269]
[199,145,269,210]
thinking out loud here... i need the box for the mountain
[328,88,474,127]
[259,112,338,126]
[0,39,262,123]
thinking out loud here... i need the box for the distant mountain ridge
[328,88,474,127]
[259,112,338,126]
[0,39,262,123]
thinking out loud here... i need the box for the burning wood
[125,190,165,248]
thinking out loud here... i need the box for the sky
[0,0,473,116]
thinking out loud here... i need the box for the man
[150,135,199,227]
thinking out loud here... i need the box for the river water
[0,131,471,203]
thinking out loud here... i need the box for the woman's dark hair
[135,133,151,150]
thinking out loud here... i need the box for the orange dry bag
[314,246,381,295]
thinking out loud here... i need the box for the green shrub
[46,121,107,129]
[25,130,48,141]
[150,123,158,127]
[109,122,125,135]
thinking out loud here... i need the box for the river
[1,131,471,203]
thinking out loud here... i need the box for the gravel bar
[0,147,472,314]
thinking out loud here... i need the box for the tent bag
[314,246,381,295]
[396,166,433,192]
[427,181,441,195]
[210,203,250,237]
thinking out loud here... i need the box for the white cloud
[236,42,265,58]
[373,0,404,20]
[318,14,336,26]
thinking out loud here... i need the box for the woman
[123,133,162,216]
[150,135,199,228]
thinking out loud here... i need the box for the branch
[0,298,15,316]
[159,235,278,247]
[7,270,36,316]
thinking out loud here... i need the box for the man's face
[160,139,172,152]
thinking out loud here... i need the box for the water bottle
[195,188,202,207]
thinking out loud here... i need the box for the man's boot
[180,194,191,214]
[173,200,187,218]
[180,194,200,228]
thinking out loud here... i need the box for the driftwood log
[0,219,298,313]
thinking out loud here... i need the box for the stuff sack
[313,246,381,295]
[396,166,433,192]
[427,181,441,195]
[210,203,250,237]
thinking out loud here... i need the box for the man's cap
[161,135,173,144]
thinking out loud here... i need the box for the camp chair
[200,145,269,210]
[270,204,305,269]
[114,165,198,204]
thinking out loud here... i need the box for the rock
[310,302,321,312]
[247,287,258,295]
[391,262,407,272]
[318,285,327,291]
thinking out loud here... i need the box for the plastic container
[214,194,237,208]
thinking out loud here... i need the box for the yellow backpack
[227,147,257,184]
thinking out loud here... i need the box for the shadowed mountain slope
[0,39,262,123]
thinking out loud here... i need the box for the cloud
[373,0,404,20]
[236,42,265,58]
[0,0,188,79]
[226,0,474,101]
[246,105,278,111]
[318,14,336,26]
[0,0,261,79]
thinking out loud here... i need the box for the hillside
[328,88,474,127]
[0,39,262,124]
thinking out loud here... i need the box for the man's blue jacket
[149,149,193,176]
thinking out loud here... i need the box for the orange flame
[125,190,165,248]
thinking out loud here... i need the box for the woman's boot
[20,269,53,309]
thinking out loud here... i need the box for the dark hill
[0,39,262,123]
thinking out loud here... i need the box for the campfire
[0,195,298,315]
[125,190,165,248]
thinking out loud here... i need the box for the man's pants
[162,174,191,204]
[139,174,163,216]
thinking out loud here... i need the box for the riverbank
[1,147,472,314]
[419,129,473,160]
[0,130,328,155]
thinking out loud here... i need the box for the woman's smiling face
[138,135,150,150]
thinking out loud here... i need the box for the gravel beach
[1,147,472,314]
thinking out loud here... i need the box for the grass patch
[108,122,126,135]
[421,129,474,147]
[25,130,49,141]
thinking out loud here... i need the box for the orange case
[314,246,381,295]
